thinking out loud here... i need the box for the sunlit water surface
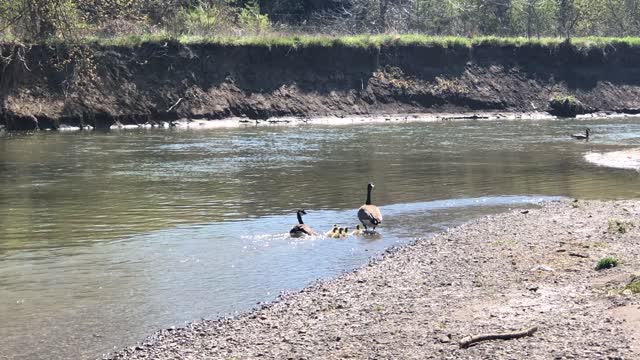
[2,118,640,359]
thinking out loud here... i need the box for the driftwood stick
[167,98,183,112]
[459,326,538,349]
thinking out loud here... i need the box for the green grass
[595,256,619,270]
[553,95,576,103]
[625,277,640,294]
[7,33,640,50]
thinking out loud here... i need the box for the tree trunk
[378,0,388,33]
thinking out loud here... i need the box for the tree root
[459,326,538,348]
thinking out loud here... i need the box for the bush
[625,276,640,294]
[162,1,270,37]
[548,95,592,118]
[595,256,619,270]
[237,1,271,35]
[94,19,149,38]
[168,4,232,36]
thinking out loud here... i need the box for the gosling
[332,228,345,238]
[341,227,349,238]
[325,224,338,237]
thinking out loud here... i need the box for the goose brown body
[290,210,315,237]
[357,183,382,231]
[571,128,590,140]
[290,224,314,236]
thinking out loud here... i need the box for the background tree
[557,0,580,38]
[0,0,81,41]
[4,0,640,42]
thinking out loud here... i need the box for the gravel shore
[107,200,640,359]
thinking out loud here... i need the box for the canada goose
[289,210,316,237]
[571,128,590,140]
[351,225,363,236]
[331,228,344,238]
[325,224,338,237]
[358,183,383,232]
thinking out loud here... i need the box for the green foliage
[6,1,640,43]
[237,0,270,34]
[508,0,558,38]
[595,256,619,270]
[169,4,228,36]
[549,95,585,117]
[625,277,640,294]
[0,0,85,41]
[553,95,575,102]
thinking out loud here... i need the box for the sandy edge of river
[106,199,640,360]
[1,110,637,132]
[585,148,640,171]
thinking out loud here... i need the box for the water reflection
[1,117,640,359]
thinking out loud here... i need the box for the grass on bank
[38,33,640,50]
[625,277,640,294]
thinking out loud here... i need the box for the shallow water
[1,117,640,359]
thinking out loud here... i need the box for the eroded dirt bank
[108,200,640,359]
[3,42,640,130]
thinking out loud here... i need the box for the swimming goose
[357,183,383,232]
[325,224,338,237]
[289,210,316,237]
[351,225,363,236]
[571,128,590,140]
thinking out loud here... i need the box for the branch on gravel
[459,326,538,349]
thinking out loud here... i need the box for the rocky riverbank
[106,200,640,359]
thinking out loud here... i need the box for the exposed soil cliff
[2,41,640,130]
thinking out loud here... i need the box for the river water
[1,117,640,359]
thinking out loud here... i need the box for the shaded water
[1,117,640,359]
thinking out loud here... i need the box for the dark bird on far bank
[358,183,383,232]
[571,128,590,140]
[290,210,316,237]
